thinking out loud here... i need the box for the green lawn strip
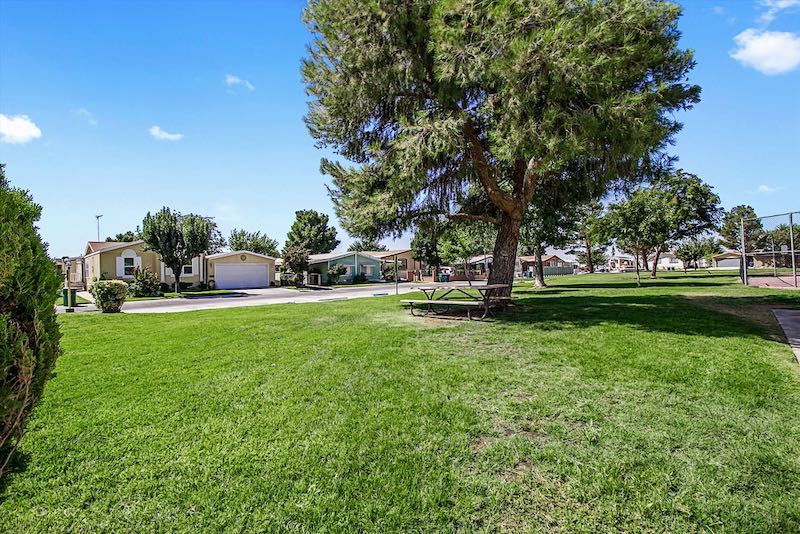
[54,294,91,306]
[5,272,799,531]
[126,289,238,301]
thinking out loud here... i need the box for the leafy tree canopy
[285,210,339,255]
[410,218,444,271]
[348,238,387,252]
[719,205,763,251]
[141,208,211,292]
[106,229,140,242]
[304,0,700,289]
[229,229,280,257]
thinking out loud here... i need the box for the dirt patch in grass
[683,294,787,342]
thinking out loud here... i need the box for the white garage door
[215,264,269,289]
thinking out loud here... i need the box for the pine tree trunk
[586,238,594,273]
[488,213,522,297]
[634,253,641,288]
[534,245,546,288]
[651,248,661,278]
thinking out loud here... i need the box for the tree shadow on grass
[495,292,799,344]
[0,450,30,497]
[547,279,730,290]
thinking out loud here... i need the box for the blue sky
[1,0,798,258]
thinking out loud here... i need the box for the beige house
[362,249,424,281]
[82,241,276,290]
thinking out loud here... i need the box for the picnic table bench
[401,284,511,320]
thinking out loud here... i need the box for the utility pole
[95,214,103,241]
[790,212,797,288]
[739,217,747,286]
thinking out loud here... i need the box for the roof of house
[84,240,145,257]
[308,251,381,263]
[712,251,741,259]
[361,249,411,259]
[206,250,277,261]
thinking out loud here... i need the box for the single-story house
[650,251,709,271]
[307,251,383,285]
[206,251,276,289]
[607,253,636,272]
[710,250,776,270]
[82,240,275,289]
[361,249,424,281]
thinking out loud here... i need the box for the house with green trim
[307,251,383,285]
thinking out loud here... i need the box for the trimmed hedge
[91,280,129,313]
[0,166,62,478]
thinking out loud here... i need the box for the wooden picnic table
[401,284,511,320]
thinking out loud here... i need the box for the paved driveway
[58,282,466,314]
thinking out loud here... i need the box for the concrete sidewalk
[56,282,455,314]
[773,309,800,364]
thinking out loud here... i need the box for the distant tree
[228,229,280,257]
[348,238,386,252]
[208,223,227,254]
[603,191,665,287]
[285,210,339,254]
[106,228,140,242]
[576,246,607,271]
[282,245,310,286]
[410,218,444,279]
[720,205,763,252]
[305,0,700,296]
[682,237,721,270]
[439,222,494,286]
[570,201,607,274]
[644,170,721,277]
[141,208,211,293]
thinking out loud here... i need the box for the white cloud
[730,29,800,74]
[149,125,183,141]
[757,184,782,193]
[72,107,97,126]
[759,0,800,24]
[212,201,243,223]
[0,114,42,144]
[224,74,255,91]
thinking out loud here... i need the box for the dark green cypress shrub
[0,164,62,478]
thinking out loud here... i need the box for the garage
[207,251,276,289]
[716,258,739,268]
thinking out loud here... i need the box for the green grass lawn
[6,272,800,531]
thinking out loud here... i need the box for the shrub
[1,166,62,478]
[327,263,347,284]
[91,280,129,312]
[196,281,208,290]
[159,282,171,293]
[353,272,368,284]
[129,267,160,297]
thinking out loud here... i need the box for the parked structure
[81,240,275,289]
[362,249,424,281]
[307,251,382,285]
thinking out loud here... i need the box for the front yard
[5,272,799,531]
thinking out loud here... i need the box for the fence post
[790,213,797,288]
[740,217,747,285]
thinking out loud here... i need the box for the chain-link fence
[741,211,798,289]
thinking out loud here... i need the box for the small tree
[410,218,444,280]
[327,263,347,284]
[1,165,62,477]
[439,222,494,286]
[229,229,280,257]
[285,210,339,254]
[603,191,664,287]
[106,228,140,242]
[141,207,211,293]
[570,201,607,274]
[720,205,764,252]
[282,246,310,286]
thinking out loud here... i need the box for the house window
[361,264,373,275]
[398,259,408,270]
[183,265,193,275]
[344,265,353,276]
[123,257,135,276]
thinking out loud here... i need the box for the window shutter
[134,257,142,270]
[116,257,124,277]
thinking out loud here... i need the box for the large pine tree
[303,0,700,293]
